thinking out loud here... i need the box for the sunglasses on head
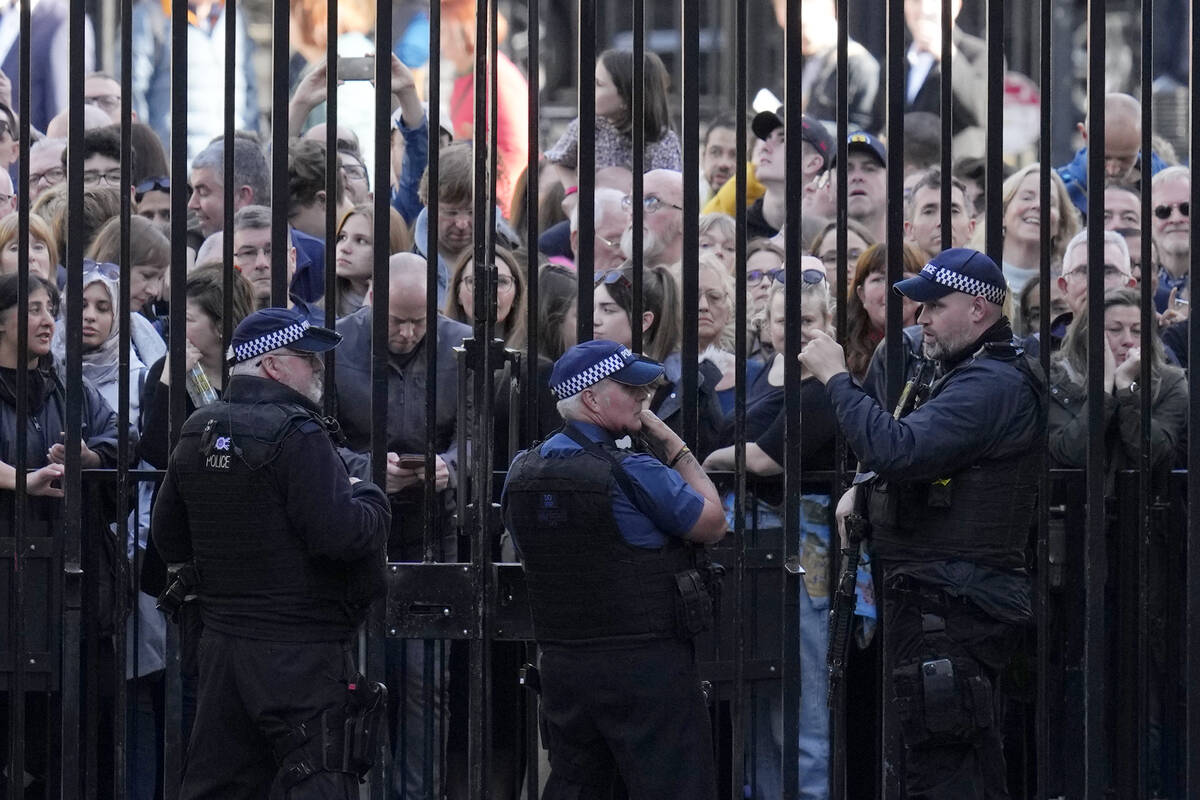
[1154,202,1189,220]
[82,259,121,281]
[135,176,170,201]
[594,269,633,289]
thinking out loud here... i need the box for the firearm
[827,357,935,707]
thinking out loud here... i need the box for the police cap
[550,340,664,401]
[227,307,342,364]
[894,247,1008,306]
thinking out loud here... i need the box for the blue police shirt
[527,421,705,548]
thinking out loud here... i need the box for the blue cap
[550,340,664,400]
[833,130,887,168]
[226,307,342,364]
[893,248,1007,305]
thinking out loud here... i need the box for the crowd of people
[0,0,1192,797]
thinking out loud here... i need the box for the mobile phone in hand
[338,55,375,82]
[397,454,425,470]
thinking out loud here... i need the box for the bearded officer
[800,248,1044,798]
[152,307,391,798]
[501,339,727,799]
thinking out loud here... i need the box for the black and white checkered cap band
[920,264,1006,305]
[228,320,311,363]
[552,347,636,400]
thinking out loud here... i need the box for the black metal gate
[1,0,1198,797]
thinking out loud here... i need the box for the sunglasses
[1154,202,1189,220]
[746,268,824,285]
[135,176,171,202]
[594,269,633,289]
[82,259,121,280]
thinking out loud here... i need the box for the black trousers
[537,639,716,800]
[180,629,359,800]
[883,576,1020,800]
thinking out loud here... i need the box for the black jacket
[903,27,989,136]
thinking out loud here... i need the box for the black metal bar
[782,0,805,795]
[323,0,338,419]
[678,0,699,453]
[163,5,191,791]
[939,0,952,240]
[8,0,31,790]
[1136,3,1154,794]
[424,0,442,565]
[62,0,88,794]
[1084,0,1107,791]
[1035,0,1052,794]
[881,0,907,794]
[1187,0,1200,789]
[983,0,1003,265]
[629,3,644,355]
[222,0,237,387]
[730,0,749,791]
[270,0,290,307]
[370,3,394,797]
[112,0,137,791]
[576,0,595,341]
[522,0,541,452]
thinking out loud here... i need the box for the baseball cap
[549,340,664,400]
[893,248,1008,305]
[226,307,342,364]
[832,130,888,169]
[750,109,834,171]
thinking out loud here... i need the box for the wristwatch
[1119,381,1139,398]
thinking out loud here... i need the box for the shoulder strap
[559,423,643,509]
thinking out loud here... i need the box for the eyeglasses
[235,245,272,262]
[83,169,124,188]
[462,273,516,291]
[82,259,121,280]
[31,166,65,187]
[819,249,864,267]
[1064,263,1130,281]
[340,163,368,181]
[85,94,121,113]
[594,269,633,289]
[135,176,170,202]
[0,120,11,140]
[1154,202,1189,219]
[620,194,684,215]
[762,268,826,285]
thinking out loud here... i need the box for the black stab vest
[868,346,1043,570]
[171,399,363,641]
[504,430,696,645]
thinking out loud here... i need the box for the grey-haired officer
[152,308,390,799]
[800,248,1044,798]
[501,339,727,799]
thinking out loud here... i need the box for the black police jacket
[829,320,1045,572]
[152,375,391,642]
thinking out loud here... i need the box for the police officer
[152,308,391,799]
[501,340,727,799]
[800,248,1044,798]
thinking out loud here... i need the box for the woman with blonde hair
[994,163,1081,295]
[0,211,57,280]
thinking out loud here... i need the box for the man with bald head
[621,168,685,267]
[1057,92,1168,218]
[332,251,469,797]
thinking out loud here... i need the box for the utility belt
[274,674,388,789]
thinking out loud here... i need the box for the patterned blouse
[544,116,683,172]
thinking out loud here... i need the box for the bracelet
[668,446,691,468]
[563,185,579,197]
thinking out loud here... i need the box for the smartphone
[338,55,375,82]
[397,454,426,470]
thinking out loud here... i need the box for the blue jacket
[1056,145,1168,219]
[832,326,1043,484]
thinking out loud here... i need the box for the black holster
[156,563,199,623]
